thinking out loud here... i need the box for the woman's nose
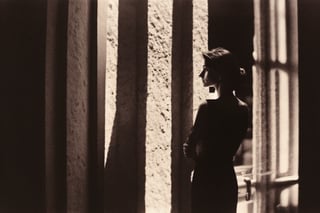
[199,69,206,78]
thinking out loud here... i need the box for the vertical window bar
[269,68,279,180]
[270,0,277,62]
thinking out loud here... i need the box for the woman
[183,47,249,213]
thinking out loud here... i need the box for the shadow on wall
[103,0,194,211]
[104,112,139,213]
[104,76,147,213]
[104,54,147,213]
[104,1,148,212]
[104,99,146,213]
[104,114,119,212]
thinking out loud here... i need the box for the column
[45,0,105,212]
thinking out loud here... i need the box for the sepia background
[1,0,320,213]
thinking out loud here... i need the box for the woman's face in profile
[199,66,210,87]
[200,65,220,87]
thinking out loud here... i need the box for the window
[237,0,299,212]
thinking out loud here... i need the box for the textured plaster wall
[104,0,208,212]
[45,0,102,211]
[104,0,148,212]
[145,0,173,212]
[192,0,208,119]
[105,0,118,164]
[66,0,91,212]
[2,0,98,212]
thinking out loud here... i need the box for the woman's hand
[183,142,195,159]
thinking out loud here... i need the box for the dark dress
[184,95,248,213]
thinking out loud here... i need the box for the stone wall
[145,0,173,211]
[104,0,208,212]
[104,0,254,212]
[0,0,102,212]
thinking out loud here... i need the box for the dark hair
[202,47,244,91]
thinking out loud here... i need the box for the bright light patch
[279,70,289,174]
[270,0,277,62]
[277,0,287,64]
[105,0,119,164]
[193,0,208,121]
[146,0,173,211]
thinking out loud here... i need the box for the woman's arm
[183,103,207,159]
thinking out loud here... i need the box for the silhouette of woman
[183,47,249,213]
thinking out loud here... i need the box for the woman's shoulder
[234,97,249,114]
[235,97,248,108]
[198,101,209,110]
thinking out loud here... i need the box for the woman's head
[200,47,243,91]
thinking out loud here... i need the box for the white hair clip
[240,68,246,75]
